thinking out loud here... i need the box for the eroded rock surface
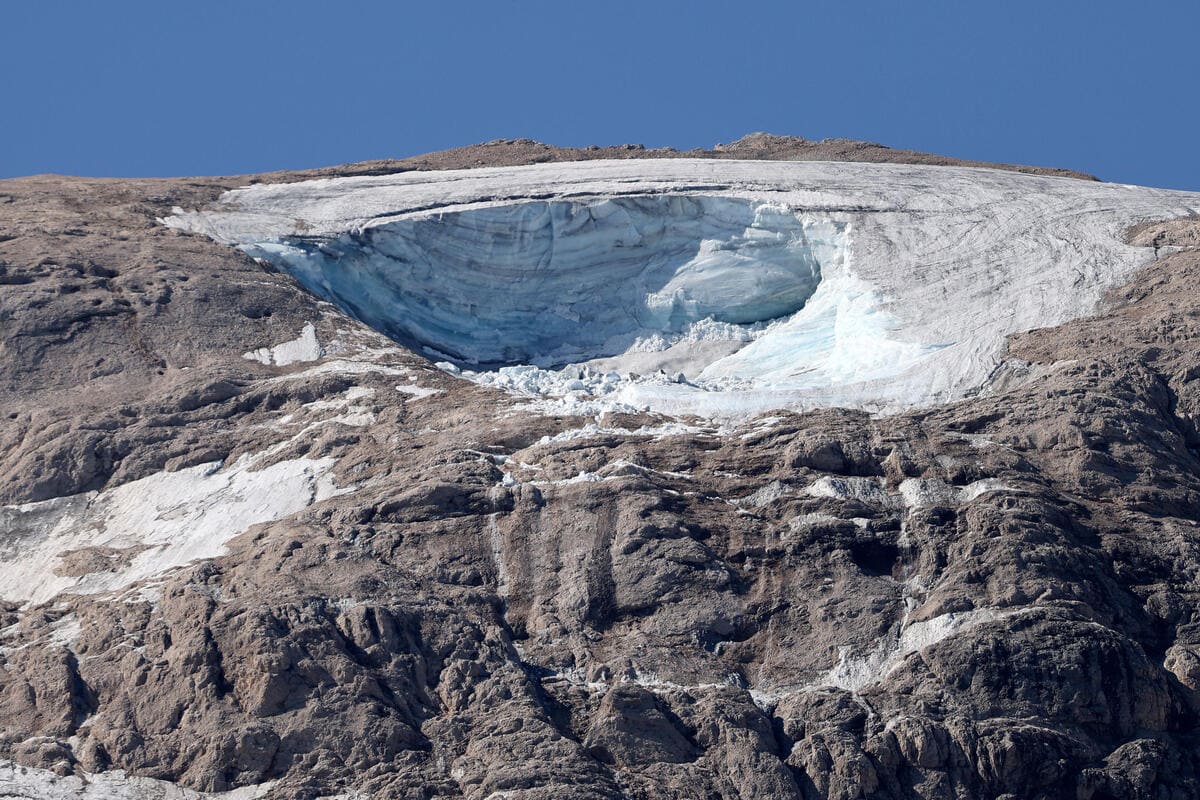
[2,139,1200,799]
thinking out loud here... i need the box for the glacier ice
[165,159,1200,417]
[240,196,834,369]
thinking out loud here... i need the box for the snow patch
[524,459,690,488]
[734,480,789,508]
[823,608,1016,691]
[0,760,272,799]
[394,382,442,401]
[275,386,378,429]
[804,475,1016,511]
[547,666,741,698]
[805,476,898,507]
[265,358,411,383]
[787,513,871,531]
[898,477,1015,508]
[0,454,347,606]
[243,322,323,366]
[535,420,717,445]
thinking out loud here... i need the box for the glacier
[165,159,1200,417]
[240,196,834,368]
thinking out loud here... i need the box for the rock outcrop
[1,139,1199,799]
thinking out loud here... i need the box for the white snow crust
[803,474,1016,510]
[822,608,1017,692]
[242,321,323,366]
[0,455,344,606]
[165,159,1200,417]
[0,759,272,799]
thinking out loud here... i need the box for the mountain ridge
[0,136,1198,800]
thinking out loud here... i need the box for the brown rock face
[274,132,1098,182]
[1,138,1199,799]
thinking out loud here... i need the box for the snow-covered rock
[242,322,323,366]
[0,760,273,799]
[0,454,346,606]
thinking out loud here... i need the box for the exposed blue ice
[246,196,837,367]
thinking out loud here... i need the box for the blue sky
[2,1,1197,189]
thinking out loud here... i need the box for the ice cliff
[241,196,834,369]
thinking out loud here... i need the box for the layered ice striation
[244,196,835,369]
[165,159,1200,417]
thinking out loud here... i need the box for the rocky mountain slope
[1,135,1199,799]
